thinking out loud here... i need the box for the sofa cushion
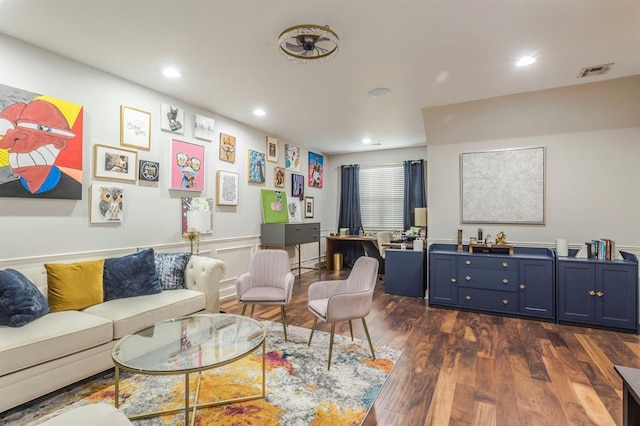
[103,248,161,301]
[0,310,113,376]
[45,260,105,312]
[0,269,50,327]
[84,289,205,339]
[155,252,191,290]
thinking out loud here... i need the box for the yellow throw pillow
[45,260,105,312]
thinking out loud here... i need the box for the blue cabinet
[428,244,555,321]
[384,249,426,298]
[557,252,638,333]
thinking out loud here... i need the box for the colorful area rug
[2,320,401,425]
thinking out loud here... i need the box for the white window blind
[359,165,404,229]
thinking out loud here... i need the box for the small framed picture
[274,166,285,188]
[247,149,266,184]
[120,105,151,150]
[292,173,304,200]
[93,144,138,182]
[219,133,236,163]
[160,103,185,134]
[266,136,279,163]
[304,196,314,218]
[194,114,215,141]
[138,160,159,181]
[90,183,124,223]
[216,170,239,206]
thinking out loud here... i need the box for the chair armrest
[235,272,253,301]
[308,279,347,301]
[184,255,226,313]
[283,272,295,303]
[326,290,372,322]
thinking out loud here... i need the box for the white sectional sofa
[0,254,226,414]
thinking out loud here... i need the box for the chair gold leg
[328,323,336,370]
[308,317,318,346]
[241,304,247,316]
[250,305,255,317]
[348,320,354,341]
[361,317,376,360]
[281,306,288,342]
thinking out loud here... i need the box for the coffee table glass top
[112,314,265,373]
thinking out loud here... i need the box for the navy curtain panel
[403,160,427,229]
[338,165,363,267]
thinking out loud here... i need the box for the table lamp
[414,208,427,240]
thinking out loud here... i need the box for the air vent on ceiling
[577,63,614,78]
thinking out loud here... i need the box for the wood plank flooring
[220,269,638,425]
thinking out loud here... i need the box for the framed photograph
[181,197,213,234]
[285,144,301,171]
[194,114,215,141]
[274,166,285,188]
[120,105,151,150]
[138,160,159,181]
[292,173,304,200]
[266,136,279,162]
[304,196,314,218]
[216,170,239,206]
[308,151,324,188]
[90,183,124,223]
[161,103,184,134]
[247,149,266,184]
[260,189,289,223]
[219,133,236,163]
[93,144,138,182]
[171,139,204,191]
[461,146,545,224]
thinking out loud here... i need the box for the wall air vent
[577,63,614,78]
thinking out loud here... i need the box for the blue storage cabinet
[384,249,426,298]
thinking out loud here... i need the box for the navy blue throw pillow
[103,248,162,301]
[154,252,191,290]
[0,269,50,327]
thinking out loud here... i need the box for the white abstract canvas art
[194,114,215,141]
[287,199,302,223]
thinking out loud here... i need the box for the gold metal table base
[114,338,266,426]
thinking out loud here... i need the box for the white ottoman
[38,403,131,425]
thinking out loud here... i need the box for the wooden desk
[325,235,376,270]
[382,242,414,249]
[615,365,640,426]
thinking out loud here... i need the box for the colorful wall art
[247,149,266,184]
[308,152,323,188]
[261,189,289,223]
[90,183,124,223]
[219,133,236,163]
[0,83,84,199]
[171,140,204,191]
[181,197,213,234]
[285,144,300,172]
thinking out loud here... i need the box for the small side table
[615,365,640,426]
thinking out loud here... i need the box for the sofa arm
[184,255,226,313]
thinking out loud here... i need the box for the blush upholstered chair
[376,231,393,260]
[307,256,379,369]
[236,249,295,341]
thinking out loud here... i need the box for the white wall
[0,34,331,297]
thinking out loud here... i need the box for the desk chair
[375,232,393,274]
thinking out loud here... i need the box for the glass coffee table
[112,313,266,425]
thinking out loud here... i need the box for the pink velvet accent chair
[307,256,379,370]
[236,249,295,341]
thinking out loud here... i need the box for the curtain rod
[336,159,424,170]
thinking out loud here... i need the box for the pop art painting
[171,140,204,191]
[0,83,83,199]
[308,152,323,188]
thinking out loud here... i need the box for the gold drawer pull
[465,260,471,265]
[502,278,509,284]
[502,262,509,268]
[465,295,471,301]
[465,275,471,281]
[450,278,457,283]
[588,290,596,296]
[519,284,526,290]
[502,299,509,305]
[596,291,604,297]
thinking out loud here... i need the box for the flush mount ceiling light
[162,68,181,78]
[516,56,536,67]
[278,24,339,64]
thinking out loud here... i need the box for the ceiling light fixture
[278,24,339,64]
[362,138,371,144]
[162,68,181,78]
[516,56,536,67]
[253,108,266,116]
[368,88,391,97]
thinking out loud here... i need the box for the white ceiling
[0,0,638,155]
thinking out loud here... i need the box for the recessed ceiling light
[162,68,181,78]
[516,56,536,67]
[368,88,391,97]
[362,138,371,144]
[253,108,266,116]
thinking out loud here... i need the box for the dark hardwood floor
[221,268,638,425]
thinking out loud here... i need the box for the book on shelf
[580,238,619,260]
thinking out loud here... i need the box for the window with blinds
[359,165,404,230]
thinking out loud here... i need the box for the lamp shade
[414,208,427,227]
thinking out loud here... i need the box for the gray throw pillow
[0,269,50,327]
[103,248,162,301]
[155,252,191,290]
